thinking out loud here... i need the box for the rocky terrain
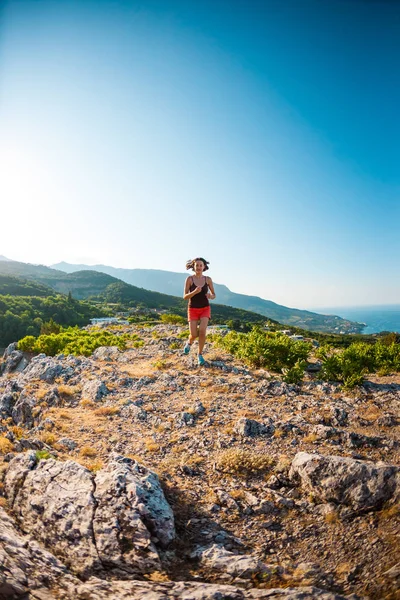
[0,324,399,599]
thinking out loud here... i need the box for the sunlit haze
[1,0,399,309]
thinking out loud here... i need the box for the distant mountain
[0,255,13,261]
[52,261,364,334]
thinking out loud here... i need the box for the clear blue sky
[1,0,399,308]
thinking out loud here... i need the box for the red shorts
[188,306,211,322]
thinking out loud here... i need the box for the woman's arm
[183,276,202,300]
[206,277,216,300]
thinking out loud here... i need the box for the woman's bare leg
[198,318,209,355]
[189,320,198,345]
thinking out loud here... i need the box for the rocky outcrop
[289,452,400,511]
[3,452,175,578]
[1,503,360,599]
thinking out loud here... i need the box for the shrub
[282,360,307,384]
[216,448,274,476]
[17,326,139,357]
[35,449,54,461]
[160,314,186,325]
[0,437,13,454]
[319,340,400,388]
[214,327,311,371]
[80,446,97,457]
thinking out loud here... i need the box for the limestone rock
[11,397,34,428]
[3,452,175,578]
[289,452,400,511]
[81,379,109,402]
[92,346,121,361]
[191,544,274,579]
[57,437,78,451]
[234,417,275,437]
[0,392,17,418]
[0,349,29,375]
[0,506,71,599]
[17,355,69,384]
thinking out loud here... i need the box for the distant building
[90,317,128,325]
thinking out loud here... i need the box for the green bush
[214,327,312,371]
[319,340,400,388]
[282,360,307,384]
[17,326,139,357]
[160,313,187,325]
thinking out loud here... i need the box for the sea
[313,305,400,335]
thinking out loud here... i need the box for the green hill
[0,274,55,297]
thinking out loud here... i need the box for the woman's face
[194,260,205,273]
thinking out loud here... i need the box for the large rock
[234,417,275,437]
[81,379,109,402]
[11,397,34,428]
[92,346,121,361]
[289,452,400,511]
[17,355,70,384]
[4,452,175,578]
[191,544,275,579]
[0,506,72,598]
[0,392,17,418]
[0,349,29,375]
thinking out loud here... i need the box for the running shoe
[183,343,191,355]
[198,354,205,366]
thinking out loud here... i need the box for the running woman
[183,257,216,365]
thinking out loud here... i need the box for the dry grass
[58,411,72,420]
[222,425,234,435]
[236,409,260,419]
[86,460,104,472]
[273,428,285,438]
[324,510,339,524]
[144,438,160,452]
[80,446,97,458]
[303,433,319,443]
[144,571,170,583]
[119,363,155,378]
[230,489,247,501]
[335,562,353,576]
[0,437,13,454]
[94,406,120,417]
[379,503,400,520]
[40,433,56,446]
[274,455,292,473]
[0,497,8,508]
[357,403,382,421]
[80,398,96,408]
[153,424,167,434]
[10,426,24,439]
[58,385,80,398]
[215,448,274,476]
[35,387,49,401]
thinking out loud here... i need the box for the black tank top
[189,277,209,308]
